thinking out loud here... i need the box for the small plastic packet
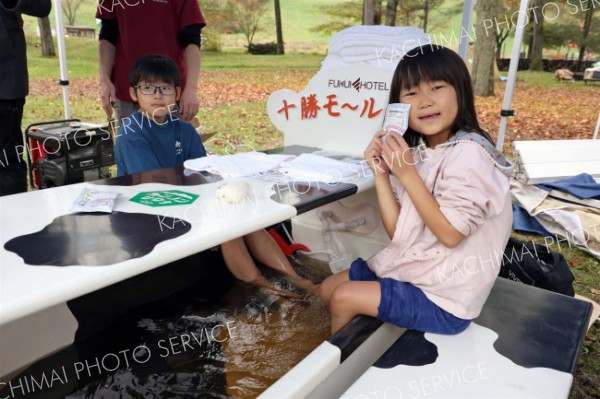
[381,103,411,144]
[70,187,119,213]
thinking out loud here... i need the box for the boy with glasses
[115,54,205,176]
[116,54,316,298]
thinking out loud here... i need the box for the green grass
[23,96,106,128]
[199,102,281,153]
[202,50,324,70]
[27,36,99,79]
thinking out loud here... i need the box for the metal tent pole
[52,0,70,119]
[458,0,474,62]
[497,0,530,151]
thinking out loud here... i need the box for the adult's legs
[0,99,27,196]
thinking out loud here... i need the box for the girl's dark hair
[129,54,181,87]
[389,45,493,147]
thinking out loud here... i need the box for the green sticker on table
[130,190,199,207]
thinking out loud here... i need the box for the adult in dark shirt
[0,0,51,196]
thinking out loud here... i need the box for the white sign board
[267,63,395,156]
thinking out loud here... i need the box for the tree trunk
[374,0,382,25]
[385,0,397,26]
[363,0,374,25]
[472,0,497,97]
[578,4,595,62]
[423,0,429,33]
[274,0,284,54]
[529,0,543,70]
[38,16,55,57]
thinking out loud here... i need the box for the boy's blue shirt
[115,111,207,176]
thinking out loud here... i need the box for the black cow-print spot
[4,212,191,266]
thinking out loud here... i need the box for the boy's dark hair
[389,45,494,147]
[129,54,181,87]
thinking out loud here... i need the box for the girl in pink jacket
[320,45,513,334]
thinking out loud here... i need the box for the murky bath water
[6,255,332,399]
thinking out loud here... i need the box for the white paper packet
[70,187,119,213]
[381,103,411,143]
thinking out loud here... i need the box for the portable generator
[25,119,115,189]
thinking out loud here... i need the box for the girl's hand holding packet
[381,103,411,144]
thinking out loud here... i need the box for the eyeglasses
[135,85,176,96]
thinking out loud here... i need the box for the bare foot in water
[287,276,319,296]
[250,274,305,300]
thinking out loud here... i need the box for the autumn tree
[311,1,362,36]
[472,0,497,97]
[395,0,446,32]
[494,0,518,59]
[62,0,84,26]
[315,0,454,35]
[226,0,270,47]
[543,3,599,61]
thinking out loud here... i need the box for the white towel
[278,153,358,184]
[184,152,293,177]
[322,25,431,71]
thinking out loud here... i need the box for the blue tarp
[512,204,551,236]
[536,173,600,200]
[513,173,600,236]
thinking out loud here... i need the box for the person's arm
[0,0,51,17]
[364,130,401,239]
[179,44,200,121]
[383,133,465,248]
[178,24,202,121]
[99,40,116,118]
[98,19,119,118]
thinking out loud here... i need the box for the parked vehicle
[583,65,600,84]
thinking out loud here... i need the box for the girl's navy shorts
[349,258,471,335]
